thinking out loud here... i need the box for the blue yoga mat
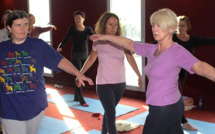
[184,118,215,134]
[37,116,81,134]
[48,94,138,117]
[126,111,148,125]
[126,111,215,134]
[86,129,101,134]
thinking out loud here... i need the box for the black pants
[143,98,184,134]
[97,83,126,134]
[178,69,189,124]
[71,58,87,104]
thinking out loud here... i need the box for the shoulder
[171,42,190,56]
[0,39,11,47]
[172,42,185,51]
[134,42,157,49]
[70,25,75,29]
[27,37,47,46]
[0,28,4,32]
[172,33,180,41]
[67,25,75,30]
[85,26,93,30]
[0,28,7,33]
[85,26,94,33]
[189,35,200,40]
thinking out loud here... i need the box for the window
[28,0,53,77]
[108,0,145,91]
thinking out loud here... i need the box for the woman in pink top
[79,12,143,134]
[90,8,215,134]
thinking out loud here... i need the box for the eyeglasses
[179,24,187,28]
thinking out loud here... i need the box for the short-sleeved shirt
[134,42,199,106]
[0,37,63,120]
[93,41,125,85]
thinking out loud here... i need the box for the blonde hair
[150,8,178,32]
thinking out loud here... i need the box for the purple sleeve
[134,42,155,57]
[173,45,199,74]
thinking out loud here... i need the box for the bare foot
[182,122,198,131]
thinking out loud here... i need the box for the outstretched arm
[57,58,94,86]
[191,61,215,82]
[125,51,143,89]
[90,34,135,52]
[57,26,72,52]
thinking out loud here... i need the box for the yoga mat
[86,129,101,134]
[48,94,138,117]
[184,118,215,134]
[126,111,148,125]
[126,111,215,134]
[37,116,81,134]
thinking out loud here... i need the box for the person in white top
[0,10,12,43]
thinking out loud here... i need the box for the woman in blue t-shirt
[0,10,93,134]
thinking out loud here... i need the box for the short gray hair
[150,8,178,33]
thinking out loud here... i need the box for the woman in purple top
[89,8,215,134]
[78,12,143,134]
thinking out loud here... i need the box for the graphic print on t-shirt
[0,50,37,94]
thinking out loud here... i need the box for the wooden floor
[45,82,215,134]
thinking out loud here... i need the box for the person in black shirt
[57,11,94,106]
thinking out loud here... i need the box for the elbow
[191,61,202,75]
[126,40,135,52]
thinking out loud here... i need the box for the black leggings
[97,83,126,134]
[71,58,87,104]
[143,98,184,134]
[178,70,189,124]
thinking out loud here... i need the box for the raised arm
[191,61,215,82]
[125,51,143,88]
[90,34,135,52]
[57,58,94,86]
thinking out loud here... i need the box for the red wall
[0,0,28,28]
[1,0,215,109]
